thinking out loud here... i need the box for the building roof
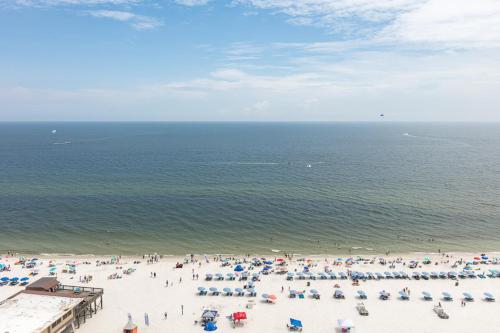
[0,293,83,333]
[26,277,60,291]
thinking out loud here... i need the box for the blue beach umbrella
[234,265,244,272]
[20,277,29,281]
[204,322,217,331]
[1,277,9,282]
[290,318,303,328]
[10,277,19,282]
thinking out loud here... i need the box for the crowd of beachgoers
[0,251,499,332]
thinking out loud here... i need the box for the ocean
[0,122,499,255]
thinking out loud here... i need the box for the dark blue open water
[0,122,499,254]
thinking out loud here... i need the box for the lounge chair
[412,272,420,280]
[198,287,207,295]
[223,287,233,296]
[329,272,337,280]
[421,272,430,280]
[356,302,369,316]
[375,272,384,280]
[339,272,347,280]
[430,272,438,279]
[289,290,297,298]
[215,273,224,281]
[205,274,213,281]
[422,291,432,301]
[439,272,447,279]
[384,272,393,279]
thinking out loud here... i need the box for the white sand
[1,252,499,333]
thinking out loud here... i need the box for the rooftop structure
[0,277,103,333]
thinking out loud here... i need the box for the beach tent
[123,318,138,333]
[204,322,217,331]
[234,265,244,272]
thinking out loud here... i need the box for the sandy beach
[1,252,499,333]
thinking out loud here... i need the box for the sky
[1,0,500,121]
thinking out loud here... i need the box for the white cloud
[234,0,500,49]
[3,0,140,6]
[87,10,162,29]
[174,0,210,6]
[380,0,500,48]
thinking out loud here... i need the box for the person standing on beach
[181,305,184,315]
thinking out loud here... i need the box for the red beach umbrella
[233,312,247,321]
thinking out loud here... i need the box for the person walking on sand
[166,280,168,287]
[181,305,184,315]
[164,312,168,320]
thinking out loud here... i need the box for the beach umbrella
[20,277,29,281]
[290,318,303,328]
[287,272,294,277]
[264,261,273,265]
[1,277,9,282]
[223,287,232,293]
[268,294,277,301]
[310,289,318,295]
[235,288,243,294]
[234,265,244,272]
[209,287,218,292]
[204,322,217,331]
[198,287,206,292]
[232,312,247,321]
[10,277,19,282]
[338,319,354,329]
[262,293,269,299]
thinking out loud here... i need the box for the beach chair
[375,272,384,280]
[430,272,438,279]
[329,272,337,280]
[247,288,256,297]
[339,272,347,280]
[448,272,457,280]
[484,292,495,302]
[412,272,420,280]
[357,290,367,299]
[422,291,432,301]
[399,290,409,300]
[458,271,467,279]
[421,272,430,280]
[235,288,244,296]
[356,302,369,316]
[439,272,447,279]
[442,292,453,301]
[226,273,235,281]
[384,272,393,279]
[463,292,474,302]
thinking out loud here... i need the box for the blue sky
[1,0,500,121]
